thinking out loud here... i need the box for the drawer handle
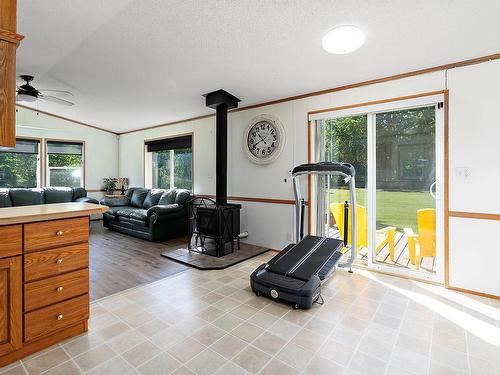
[56,230,64,236]
[56,259,63,264]
[57,314,63,321]
[56,286,64,292]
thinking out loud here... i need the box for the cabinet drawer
[24,243,89,282]
[24,269,89,312]
[24,294,89,342]
[0,225,22,258]
[24,217,89,251]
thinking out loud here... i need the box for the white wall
[449,217,500,296]
[15,107,119,201]
[447,60,500,296]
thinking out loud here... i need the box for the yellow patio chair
[404,208,436,269]
[330,203,396,261]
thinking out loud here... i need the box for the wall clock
[243,114,285,165]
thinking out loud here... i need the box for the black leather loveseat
[0,187,98,208]
[100,187,191,241]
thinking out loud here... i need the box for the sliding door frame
[307,90,449,283]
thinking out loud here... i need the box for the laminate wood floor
[89,220,189,300]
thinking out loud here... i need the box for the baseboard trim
[446,285,500,300]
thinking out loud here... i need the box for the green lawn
[328,188,435,232]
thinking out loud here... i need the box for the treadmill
[250,162,357,309]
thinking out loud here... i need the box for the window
[145,135,192,191]
[0,138,41,188]
[46,141,84,188]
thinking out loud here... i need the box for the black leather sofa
[0,187,98,208]
[100,187,191,241]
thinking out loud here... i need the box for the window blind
[47,141,83,155]
[0,138,39,154]
[145,135,192,152]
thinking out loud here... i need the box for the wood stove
[188,197,241,257]
[187,90,242,257]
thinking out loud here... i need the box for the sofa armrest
[75,196,99,204]
[100,196,130,207]
[147,203,183,217]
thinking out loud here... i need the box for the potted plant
[103,177,118,195]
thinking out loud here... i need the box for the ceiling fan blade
[39,89,74,96]
[39,95,75,106]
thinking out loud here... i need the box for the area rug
[160,243,271,270]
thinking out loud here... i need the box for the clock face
[247,120,279,159]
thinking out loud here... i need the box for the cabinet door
[0,256,22,355]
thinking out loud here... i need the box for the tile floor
[1,252,499,375]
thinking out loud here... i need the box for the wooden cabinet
[0,257,22,356]
[22,217,90,343]
[0,203,107,367]
[0,225,22,258]
[24,269,89,312]
[0,0,23,147]
[24,217,89,252]
[24,295,88,342]
[24,243,89,282]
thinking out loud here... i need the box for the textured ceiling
[16,0,500,133]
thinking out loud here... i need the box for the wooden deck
[372,231,435,273]
[328,227,436,274]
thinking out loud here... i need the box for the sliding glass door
[316,115,368,260]
[373,106,438,274]
[314,96,444,282]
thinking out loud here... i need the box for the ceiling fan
[16,75,75,106]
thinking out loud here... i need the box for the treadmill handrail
[292,162,355,177]
[291,161,357,271]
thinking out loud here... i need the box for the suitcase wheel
[292,303,299,310]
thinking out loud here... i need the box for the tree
[324,115,367,187]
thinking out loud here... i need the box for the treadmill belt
[317,249,343,280]
[289,238,343,281]
[268,236,321,276]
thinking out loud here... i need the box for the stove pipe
[203,90,241,205]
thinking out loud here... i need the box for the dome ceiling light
[322,25,366,54]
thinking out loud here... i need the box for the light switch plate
[455,166,471,180]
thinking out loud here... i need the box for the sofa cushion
[175,189,191,205]
[124,188,138,200]
[105,206,123,216]
[130,188,149,208]
[100,196,130,207]
[158,189,176,205]
[115,207,140,217]
[114,207,148,223]
[72,187,87,200]
[0,189,12,208]
[9,188,45,206]
[147,203,184,220]
[142,189,164,209]
[44,187,74,203]
[129,209,148,221]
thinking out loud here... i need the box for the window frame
[0,136,42,188]
[44,139,86,188]
[144,133,194,192]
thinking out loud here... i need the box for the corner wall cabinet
[0,203,107,366]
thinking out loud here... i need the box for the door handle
[429,181,437,199]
